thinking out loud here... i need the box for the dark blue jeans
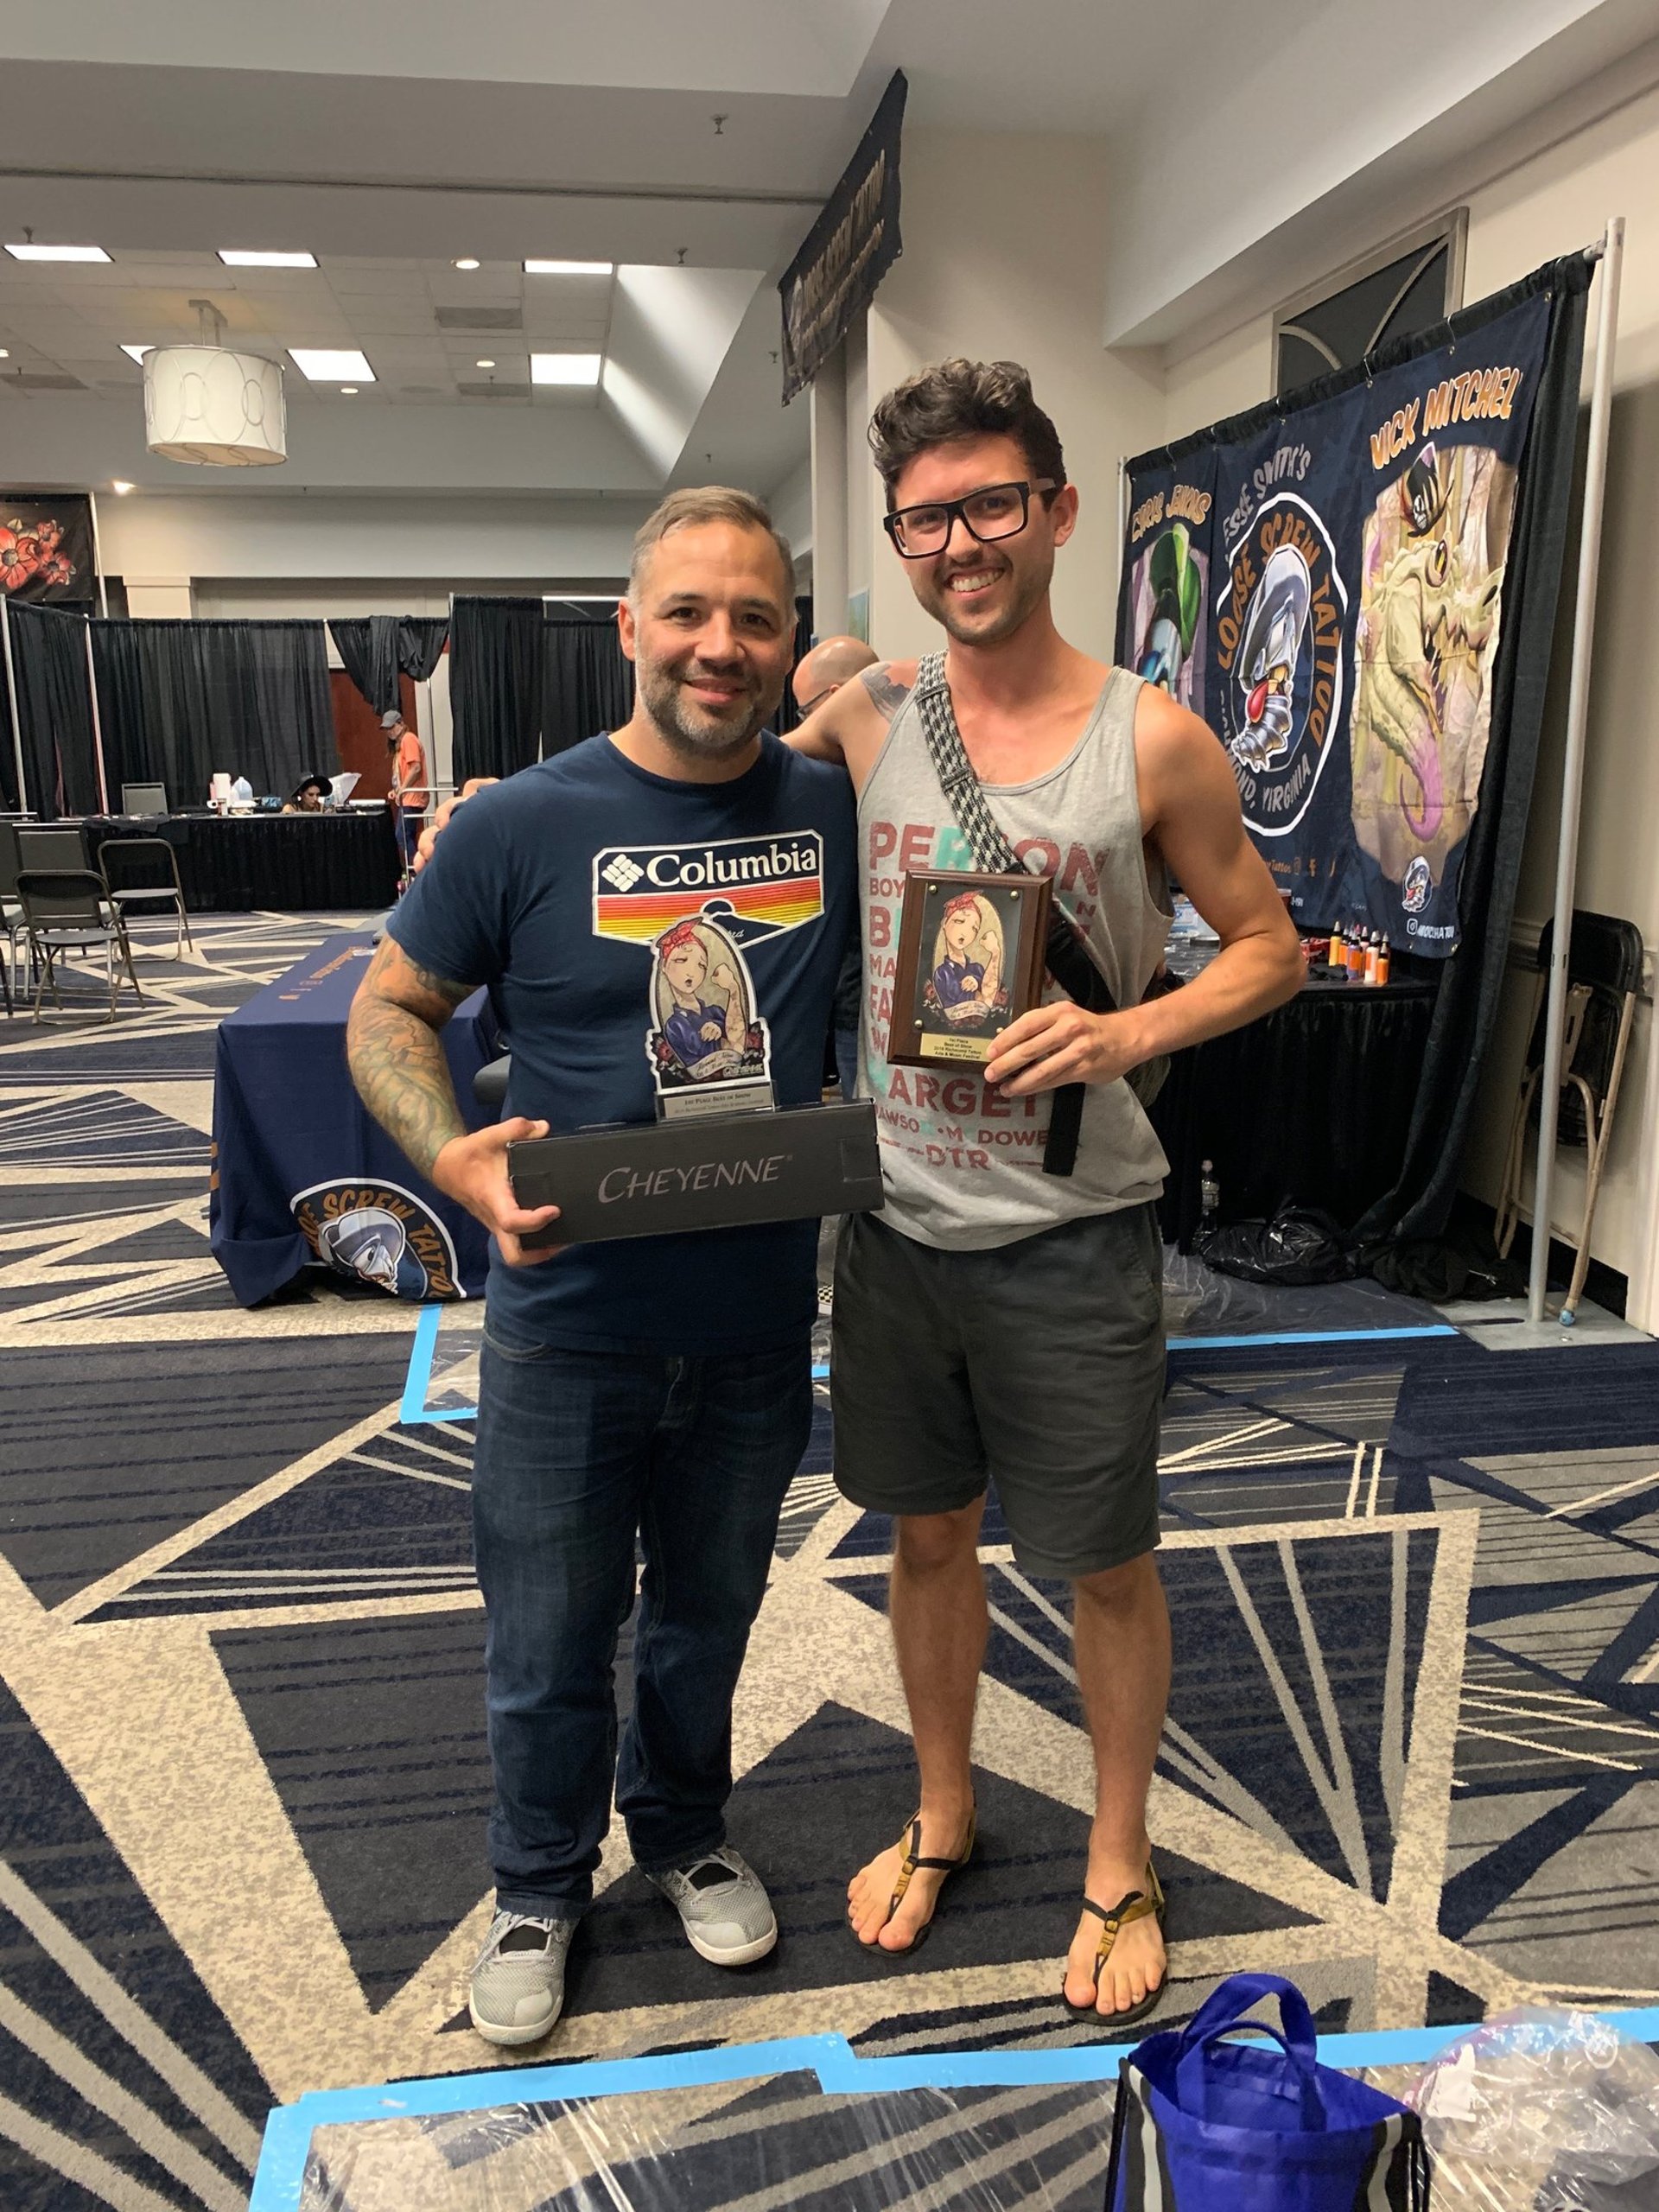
[474,1323,812,1914]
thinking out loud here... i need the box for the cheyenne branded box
[507,1099,883,1246]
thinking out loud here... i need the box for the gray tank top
[858,666,1172,1250]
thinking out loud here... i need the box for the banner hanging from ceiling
[779,70,906,404]
[1118,291,1551,954]
[0,492,94,605]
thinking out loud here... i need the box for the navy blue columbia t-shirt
[387,731,855,1354]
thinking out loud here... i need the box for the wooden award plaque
[886,868,1052,1068]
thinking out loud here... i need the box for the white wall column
[809,344,849,639]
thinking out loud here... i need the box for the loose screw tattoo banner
[1117,278,1561,955]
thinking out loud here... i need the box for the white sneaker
[645,1847,778,1966]
[467,1910,575,2045]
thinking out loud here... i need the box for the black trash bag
[1365,1223,1527,1303]
[1197,1205,1356,1287]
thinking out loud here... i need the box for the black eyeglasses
[882,479,1056,559]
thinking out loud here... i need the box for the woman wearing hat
[283,772,332,813]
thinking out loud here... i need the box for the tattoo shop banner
[779,70,906,404]
[1118,294,1551,954]
[0,492,94,604]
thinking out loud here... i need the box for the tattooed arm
[347,936,562,1264]
[783,658,917,794]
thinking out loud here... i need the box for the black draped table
[1150,970,1440,1247]
[69,809,401,913]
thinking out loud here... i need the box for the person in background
[791,635,878,1103]
[283,773,330,814]
[385,708,429,870]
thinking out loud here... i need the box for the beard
[917,547,1052,646]
[636,655,774,762]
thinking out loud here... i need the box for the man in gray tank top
[790,360,1303,2022]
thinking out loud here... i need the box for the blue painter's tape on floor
[1170,1325,1459,1351]
[399,1302,479,1424]
[248,2037,854,2211]
[265,2003,1646,2209]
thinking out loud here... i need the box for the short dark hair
[868,359,1065,507]
[629,485,795,607]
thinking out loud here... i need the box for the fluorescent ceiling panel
[524,260,613,277]
[531,353,601,385]
[289,348,375,381]
[5,243,110,263]
[219,249,317,269]
[120,343,151,363]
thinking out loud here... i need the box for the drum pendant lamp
[143,299,287,467]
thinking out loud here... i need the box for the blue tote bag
[1104,1973,1430,2209]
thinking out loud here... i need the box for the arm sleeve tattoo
[858,663,913,722]
[346,941,474,1179]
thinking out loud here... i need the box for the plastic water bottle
[1198,1159,1220,1240]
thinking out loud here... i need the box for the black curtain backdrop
[328,614,450,715]
[450,596,543,784]
[6,602,99,818]
[542,601,632,753]
[771,599,815,734]
[1140,252,1594,1249]
[89,619,336,810]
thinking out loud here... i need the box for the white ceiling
[0,255,620,406]
[0,0,1649,503]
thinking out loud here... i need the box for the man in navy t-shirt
[347,487,854,2045]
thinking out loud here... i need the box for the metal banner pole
[1529,216,1625,1324]
[87,489,111,620]
[84,617,111,814]
[1,596,27,814]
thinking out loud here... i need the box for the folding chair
[0,821,25,1018]
[99,836,194,960]
[1496,909,1643,1324]
[14,868,146,1024]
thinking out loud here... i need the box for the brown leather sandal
[849,1807,976,1955]
[1060,1859,1168,2022]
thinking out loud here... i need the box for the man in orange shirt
[384,709,429,872]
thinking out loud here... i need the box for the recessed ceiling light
[218,249,317,269]
[340,386,359,396]
[531,352,602,385]
[454,257,480,271]
[288,348,375,382]
[475,358,496,369]
[524,259,613,277]
[0,349,8,360]
[111,480,135,495]
[120,343,151,364]
[5,242,110,263]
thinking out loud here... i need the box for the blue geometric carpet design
[5,915,1659,2207]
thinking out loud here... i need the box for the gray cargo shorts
[830,1203,1165,1580]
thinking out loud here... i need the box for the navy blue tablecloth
[209,931,499,1306]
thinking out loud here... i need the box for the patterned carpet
[3,913,1659,2211]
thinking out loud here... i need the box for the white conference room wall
[95,491,655,601]
[1158,79,1659,1319]
[815,126,1166,666]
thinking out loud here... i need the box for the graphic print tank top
[858,667,1172,1251]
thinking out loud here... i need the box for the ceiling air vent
[458,379,531,399]
[435,306,523,332]
[8,371,86,391]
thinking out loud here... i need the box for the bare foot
[1062,1853,1166,2018]
[846,1805,974,1953]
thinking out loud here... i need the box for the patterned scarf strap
[912,652,1019,874]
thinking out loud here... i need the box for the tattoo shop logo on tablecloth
[1215,486,1347,839]
[291,1180,461,1300]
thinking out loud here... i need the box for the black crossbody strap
[910,653,1117,1177]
